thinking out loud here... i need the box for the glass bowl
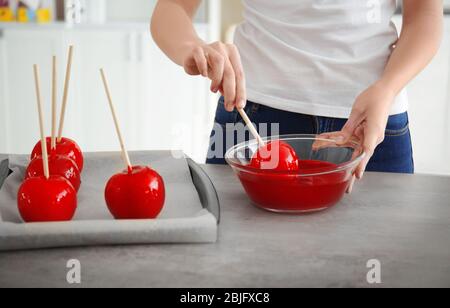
[225,134,365,213]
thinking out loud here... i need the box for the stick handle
[33,65,50,179]
[57,45,74,142]
[51,55,57,150]
[100,69,132,171]
[237,108,265,146]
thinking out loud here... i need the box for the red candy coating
[238,160,350,212]
[250,140,299,171]
[105,166,165,220]
[31,137,84,172]
[17,176,77,222]
[25,155,81,192]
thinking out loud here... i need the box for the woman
[151,0,443,183]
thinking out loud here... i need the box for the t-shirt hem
[246,89,408,119]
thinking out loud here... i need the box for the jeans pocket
[385,112,410,137]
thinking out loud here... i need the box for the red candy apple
[100,69,165,220]
[31,137,84,172]
[22,64,78,223]
[105,166,165,220]
[25,155,81,192]
[17,175,77,223]
[250,140,300,171]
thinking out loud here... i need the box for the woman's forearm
[151,0,204,66]
[378,0,443,97]
[151,0,246,110]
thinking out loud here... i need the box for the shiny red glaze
[250,140,299,171]
[238,160,351,213]
[25,155,81,192]
[105,165,165,220]
[31,137,84,172]
[17,176,77,222]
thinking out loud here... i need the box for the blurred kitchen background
[0,0,449,175]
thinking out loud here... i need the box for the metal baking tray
[0,155,220,251]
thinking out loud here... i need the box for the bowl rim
[225,134,366,177]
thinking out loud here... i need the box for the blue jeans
[206,98,414,174]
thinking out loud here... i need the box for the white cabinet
[0,23,217,162]
[0,28,62,154]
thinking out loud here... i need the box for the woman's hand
[339,82,395,179]
[322,82,395,182]
[183,42,247,112]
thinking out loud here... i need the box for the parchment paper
[0,151,217,251]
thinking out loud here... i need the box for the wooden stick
[204,58,264,147]
[33,65,50,179]
[57,45,74,142]
[51,55,57,150]
[237,108,265,146]
[100,69,133,172]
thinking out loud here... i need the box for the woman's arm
[151,0,246,111]
[340,0,443,179]
[381,0,444,94]
[151,0,202,66]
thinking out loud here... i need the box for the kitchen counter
[0,165,449,288]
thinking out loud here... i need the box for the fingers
[222,61,236,111]
[355,123,383,179]
[227,44,247,109]
[312,132,342,151]
[355,156,369,180]
[354,126,364,141]
[213,43,237,112]
[223,63,236,112]
[204,42,246,112]
[184,42,247,112]
[340,108,364,144]
[346,175,356,194]
[317,131,360,148]
[192,46,208,77]
[324,132,344,143]
[205,47,225,93]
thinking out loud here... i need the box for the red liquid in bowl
[237,160,351,213]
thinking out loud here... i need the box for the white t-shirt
[234,0,408,118]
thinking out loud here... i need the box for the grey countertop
[0,164,449,288]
